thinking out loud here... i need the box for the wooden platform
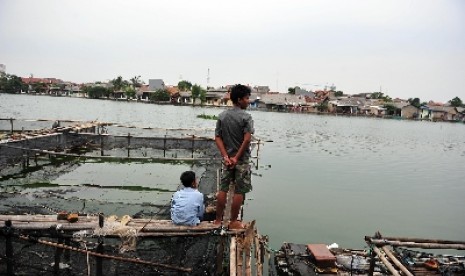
[0,214,246,236]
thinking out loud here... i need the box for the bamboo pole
[381,245,414,276]
[372,246,401,276]
[245,239,252,276]
[243,221,255,276]
[230,237,237,276]
[0,144,218,162]
[236,236,244,276]
[370,239,465,250]
[380,236,465,245]
[17,235,192,272]
[254,230,262,276]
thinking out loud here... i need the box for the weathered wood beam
[381,245,414,276]
[372,246,401,276]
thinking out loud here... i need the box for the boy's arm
[230,132,252,165]
[215,136,232,166]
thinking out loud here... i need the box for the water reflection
[1,94,465,249]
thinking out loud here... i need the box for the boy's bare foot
[213,219,222,225]
[228,220,245,230]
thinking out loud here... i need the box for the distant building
[148,79,165,91]
[0,64,6,73]
[253,86,270,94]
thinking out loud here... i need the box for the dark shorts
[220,160,252,194]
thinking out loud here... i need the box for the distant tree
[32,82,48,94]
[124,86,136,99]
[130,75,143,88]
[449,97,463,107]
[111,76,125,92]
[384,103,398,115]
[191,84,202,104]
[0,74,26,93]
[334,91,343,97]
[372,92,392,102]
[87,86,110,99]
[421,101,428,106]
[317,101,328,112]
[408,97,421,108]
[178,80,192,92]
[150,89,170,102]
[288,87,296,94]
[199,88,207,105]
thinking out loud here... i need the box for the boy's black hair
[180,171,196,187]
[230,84,251,104]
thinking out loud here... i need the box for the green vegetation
[178,80,192,91]
[0,73,26,93]
[449,97,463,107]
[371,92,392,102]
[83,85,111,99]
[191,84,206,105]
[383,103,398,115]
[197,113,218,120]
[408,97,421,108]
[317,101,328,112]
[149,89,170,102]
[288,87,296,94]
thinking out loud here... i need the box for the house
[428,106,458,121]
[179,91,193,105]
[401,105,420,119]
[204,91,225,106]
[327,98,363,114]
[148,79,165,91]
[259,93,307,112]
[253,86,270,94]
[418,105,458,121]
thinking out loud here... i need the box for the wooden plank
[230,237,237,275]
[382,245,414,276]
[370,239,465,250]
[372,246,401,276]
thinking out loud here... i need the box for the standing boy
[214,84,254,229]
[171,171,205,226]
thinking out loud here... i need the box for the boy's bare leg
[214,191,227,225]
[228,193,245,229]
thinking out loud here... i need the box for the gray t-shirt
[215,107,254,160]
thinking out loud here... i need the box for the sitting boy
[170,171,205,226]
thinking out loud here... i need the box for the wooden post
[254,230,263,276]
[5,220,14,276]
[96,213,104,276]
[163,135,166,157]
[236,237,244,276]
[191,135,195,158]
[54,236,64,275]
[368,245,375,276]
[230,237,237,276]
[100,134,104,156]
[9,118,13,134]
[127,132,131,158]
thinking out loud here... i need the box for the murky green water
[1,94,464,249]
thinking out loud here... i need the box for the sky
[1,0,464,102]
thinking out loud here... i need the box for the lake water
[1,94,464,249]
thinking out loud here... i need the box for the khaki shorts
[220,161,252,194]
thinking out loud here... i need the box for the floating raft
[273,232,465,276]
